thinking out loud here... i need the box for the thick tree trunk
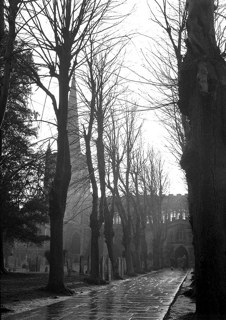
[47,214,65,291]
[124,242,134,276]
[140,228,148,271]
[115,196,135,276]
[181,78,226,318]
[132,194,143,273]
[152,218,162,270]
[104,206,116,277]
[47,57,71,292]
[90,218,100,278]
[47,130,71,292]
[179,1,226,317]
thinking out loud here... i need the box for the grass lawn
[0,272,90,314]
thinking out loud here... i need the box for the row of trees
[80,79,169,277]
[2,0,226,318]
[1,0,172,285]
[1,0,170,291]
[0,0,110,276]
[68,34,173,277]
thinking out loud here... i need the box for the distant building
[109,194,194,270]
[161,194,194,268]
[162,215,194,268]
[63,76,91,272]
[43,77,92,272]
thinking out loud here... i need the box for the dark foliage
[0,40,48,246]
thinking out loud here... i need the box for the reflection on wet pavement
[3,269,187,320]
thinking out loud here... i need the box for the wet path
[3,269,187,320]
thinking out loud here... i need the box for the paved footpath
[3,269,187,320]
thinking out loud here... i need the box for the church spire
[68,75,80,164]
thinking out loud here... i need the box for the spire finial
[68,72,80,156]
[71,73,76,90]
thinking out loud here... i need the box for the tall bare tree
[105,111,125,272]
[179,0,226,317]
[141,147,169,269]
[106,107,142,275]
[106,108,169,273]
[80,36,126,278]
[21,0,119,292]
[144,0,188,161]
[129,147,149,272]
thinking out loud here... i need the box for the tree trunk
[179,0,226,317]
[140,227,148,271]
[152,236,161,270]
[131,191,144,273]
[0,229,7,274]
[84,126,102,279]
[47,213,65,291]
[152,218,162,270]
[47,58,71,292]
[133,218,142,273]
[122,222,135,276]
[124,243,134,276]
[115,195,135,276]
[47,130,71,292]
[90,218,100,278]
[104,204,116,277]
[0,178,8,274]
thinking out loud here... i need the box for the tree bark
[47,129,71,292]
[47,57,71,292]
[179,0,226,317]
[47,213,65,291]
[140,227,148,271]
[103,203,116,277]
[114,193,135,276]
[131,179,146,273]
[90,218,100,278]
